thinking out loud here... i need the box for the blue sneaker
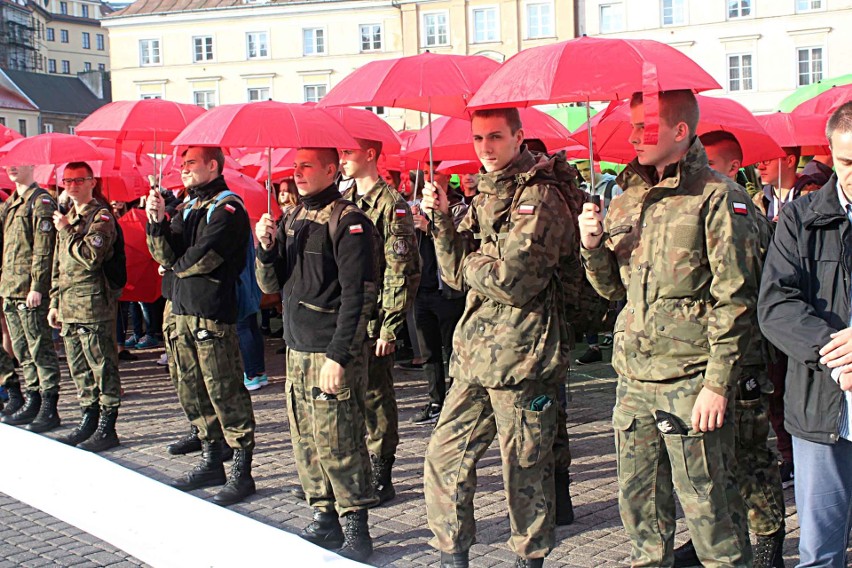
[124,334,139,348]
[134,335,161,349]
[244,374,269,391]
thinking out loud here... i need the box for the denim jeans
[237,312,265,378]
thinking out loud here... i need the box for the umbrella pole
[267,146,273,216]
[428,98,435,186]
[585,100,595,190]
[413,164,421,203]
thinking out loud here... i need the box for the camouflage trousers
[554,383,572,472]
[613,376,752,567]
[61,320,120,409]
[169,314,255,450]
[0,312,17,390]
[3,299,60,395]
[364,341,399,459]
[424,378,558,559]
[734,374,785,536]
[286,346,377,514]
[161,301,179,391]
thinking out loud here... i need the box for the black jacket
[148,176,249,324]
[256,184,377,367]
[758,175,850,444]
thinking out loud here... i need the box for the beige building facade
[44,2,112,77]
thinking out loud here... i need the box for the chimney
[77,70,107,99]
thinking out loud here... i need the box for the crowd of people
[0,90,850,568]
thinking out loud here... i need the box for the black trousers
[413,289,465,406]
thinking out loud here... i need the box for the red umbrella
[436,160,481,175]
[161,167,267,227]
[318,52,500,118]
[753,112,830,155]
[76,99,206,142]
[119,208,162,303]
[318,107,402,153]
[790,84,852,118]
[237,148,296,182]
[33,150,154,201]
[574,95,786,165]
[0,133,102,166]
[405,108,577,163]
[0,124,22,146]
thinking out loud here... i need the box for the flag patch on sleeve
[349,224,364,234]
[100,214,110,222]
[41,198,52,204]
[224,204,236,214]
[732,202,749,216]
[518,204,536,215]
[395,208,407,218]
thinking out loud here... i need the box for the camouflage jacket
[431,149,577,388]
[581,138,761,395]
[0,184,57,298]
[49,199,117,323]
[342,179,421,342]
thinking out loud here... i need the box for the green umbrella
[778,73,852,112]
[546,106,598,132]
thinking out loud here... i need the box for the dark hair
[827,101,852,147]
[470,108,523,134]
[699,130,743,162]
[182,146,225,175]
[301,147,340,169]
[64,161,106,202]
[630,90,700,136]
[782,146,802,162]
[525,138,547,153]
[355,138,383,158]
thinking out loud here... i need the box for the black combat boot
[58,405,100,446]
[672,539,701,567]
[753,527,785,568]
[440,551,470,568]
[27,391,61,433]
[515,558,544,568]
[170,440,226,491]
[300,509,344,549]
[369,454,396,506]
[1,390,40,425]
[554,468,575,526]
[78,408,120,452]
[167,425,202,455]
[1,382,24,417]
[337,509,373,562]
[213,448,256,506]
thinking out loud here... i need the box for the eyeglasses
[62,177,93,185]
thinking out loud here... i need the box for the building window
[82,32,91,49]
[360,24,382,52]
[82,4,89,17]
[422,12,449,47]
[246,32,268,59]
[43,123,54,133]
[60,1,67,14]
[727,0,751,18]
[60,29,69,43]
[247,87,270,102]
[140,39,161,66]
[18,120,26,137]
[796,0,822,11]
[61,60,70,74]
[97,34,104,51]
[304,84,327,103]
[194,90,217,110]
[68,126,75,134]
[140,93,162,100]
[46,28,54,42]
[365,106,385,115]
[526,1,554,39]
[798,47,823,86]
[193,36,214,62]
[661,0,686,26]
[48,59,56,73]
[472,7,498,43]
[727,53,753,91]
[599,3,624,33]
[303,28,325,56]
[98,63,105,71]
[84,62,91,71]
[0,118,4,126]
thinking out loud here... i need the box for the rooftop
[2,69,109,115]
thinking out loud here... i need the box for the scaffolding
[0,4,40,72]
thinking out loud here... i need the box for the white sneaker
[156,352,169,366]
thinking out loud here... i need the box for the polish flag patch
[100,214,110,222]
[732,202,749,216]
[224,204,236,214]
[518,204,536,215]
[349,224,364,234]
[41,198,52,204]
[395,208,407,218]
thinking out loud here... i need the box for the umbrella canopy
[405,108,576,164]
[0,134,102,166]
[119,208,162,303]
[0,124,23,146]
[318,52,500,118]
[790,84,852,119]
[75,99,207,143]
[317,107,403,153]
[574,95,786,165]
[237,148,296,181]
[435,160,481,175]
[172,101,358,149]
[753,112,830,155]
[546,106,599,132]
[778,74,852,112]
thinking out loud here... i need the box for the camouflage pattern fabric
[0,184,57,299]
[170,314,255,450]
[61,321,120,410]
[0,326,18,389]
[2,300,59,394]
[286,346,377,514]
[364,347,398,460]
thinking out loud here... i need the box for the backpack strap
[604,178,617,207]
[206,190,242,223]
[181,196,198,220]
[328,199,348,236]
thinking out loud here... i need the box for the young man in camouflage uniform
[146,146,256,506]
[256,147,378,562]
[339,138,420,505]
[0,164,60,432]
[422,108,578,568]
[48,162,121,452]
[578,90,759,567]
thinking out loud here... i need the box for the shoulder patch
[518,204,536,215]
[732,201,749,216]
[39,219,53,233]
[394,207,407,218]
[90,234,103,248]
[41,197,52,204]
[349,224,364,235]
[100,213,111,222]
[224,204,236,214]
[392,238,409,256]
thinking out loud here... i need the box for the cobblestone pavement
[0,337,829,567]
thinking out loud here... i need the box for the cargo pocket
[516,401,557,469]
[381,274,407,313]
[668,432,713,499]
[312,388,355,460]
[612,407,637,485]
[286,380,301,441]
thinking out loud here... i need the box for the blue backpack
[183,190,261,321]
